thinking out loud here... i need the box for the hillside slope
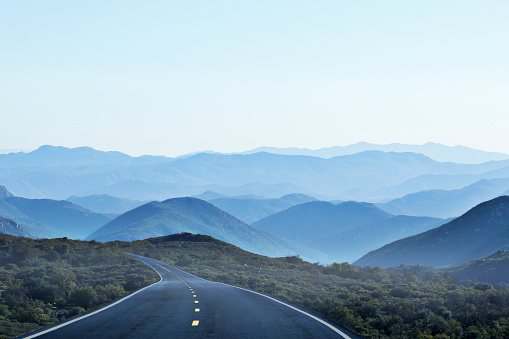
[0,197,112,238]
[0,185,14,198]
[304,215,445,263]
[391,250,509,286]
[355,196,509,268]
[378,178,509,218]
[252,201,393,243]
[0,199,68,238]
[87,197,326,262]
[208,194,316,224]
[444,251,509,285]
[67,194,146,215]
[0,217,33,238]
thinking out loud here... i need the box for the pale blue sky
[1,1,508,156]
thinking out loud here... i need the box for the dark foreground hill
[444,250,509,285]
[3,232,509,338]
[391,250,509,286]
[86,197,326,262]
[252,200,393,243]
[355,196,509,268]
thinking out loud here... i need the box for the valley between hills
[2,143,509,338]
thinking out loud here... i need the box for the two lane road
[22,255,357,338]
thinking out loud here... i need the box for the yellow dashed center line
[155,264,192,288]
[154,263,202,328]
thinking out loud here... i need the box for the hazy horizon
[1,2,508,157]
[1,141,509,159]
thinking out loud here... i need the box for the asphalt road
[22,255,357,338]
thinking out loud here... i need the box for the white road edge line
[25,254,351,339]
[145,256,352,339]
[214,282,352,338]
[23,256,163,339]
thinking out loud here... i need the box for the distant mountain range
[241,142,509,164]
[354,196,509,268]
[252,201,393,243]
[193,191,228,201]
[208,193,317,224]
[2,145,509,202]
[0,145,169,168]
[86,197,327,263]
[315,162,509,202]
[371,173,483,201]
[0,149,31,154]
[378,178,509,218]
[67,194,146,215]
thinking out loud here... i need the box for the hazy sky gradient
[1,1,508,156]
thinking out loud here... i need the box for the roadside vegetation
[2,233,509,338]
[0,235,158,338]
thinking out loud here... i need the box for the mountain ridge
[354,195,509,268]
[378,178,509,218]
[0,217,33,238]
[2,145,509,201]
[67,194,146,215]
[0,186,14,198]
[208,194,317,224]
[0,196,112,239]
[86,197,326,262]
[252,200,393,243]
[241,142,509,164]
[304,215,446,264]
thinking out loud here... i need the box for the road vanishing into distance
[21,255,357,339]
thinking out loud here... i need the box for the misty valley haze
[2,143,509,263]
[2,143,509,338]
[2,144,509,202]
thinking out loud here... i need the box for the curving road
[21,255,357,338]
